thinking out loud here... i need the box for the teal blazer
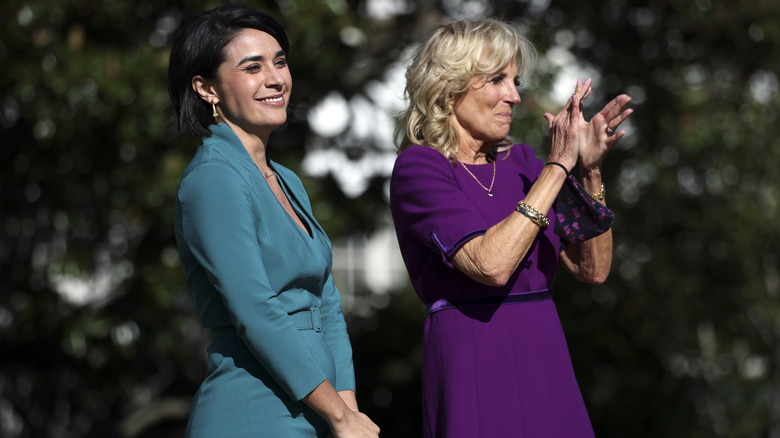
[175,124,354,437]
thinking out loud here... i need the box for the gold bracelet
[516,200,550,229]
[516,206,547,229]
[591,183,605,202]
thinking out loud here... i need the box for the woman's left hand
[579,93,633,171]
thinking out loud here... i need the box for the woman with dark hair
[168,6,380,437]
[390,18,632,437]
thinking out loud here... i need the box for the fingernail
[586,78,592,84]
[577,78,582,85]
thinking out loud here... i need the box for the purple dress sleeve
[390,145,492,268]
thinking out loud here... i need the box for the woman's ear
[192,75,218,105]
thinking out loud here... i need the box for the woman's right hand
[305,380,380,438]
[328,409,381,438]
[542,78,592,172]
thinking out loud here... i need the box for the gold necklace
[461,160,496,197]
[259,165,274,178]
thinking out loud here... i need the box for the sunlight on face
[451,62,521,157]
[214,28,292,140]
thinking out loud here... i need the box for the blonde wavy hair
[395,17,537,162]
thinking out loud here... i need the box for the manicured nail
[577,78,582,85]
[586,78,592,84]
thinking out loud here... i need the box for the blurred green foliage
[1,0,779,437]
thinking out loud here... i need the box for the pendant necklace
[461,160,496,197]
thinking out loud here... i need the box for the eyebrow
[236,50,286,67]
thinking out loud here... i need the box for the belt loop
[310,308,321,332]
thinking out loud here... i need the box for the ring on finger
[605,127,615,135]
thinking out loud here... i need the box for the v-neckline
[267,166,313,239]
[206,125,315,239]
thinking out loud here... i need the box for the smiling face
[201,28,292,142]
[451,62,521,160]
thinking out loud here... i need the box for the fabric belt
[426,289,552,314]
[290,308,322,332]
[210,308,322,341]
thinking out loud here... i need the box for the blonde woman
[390,18,632,437]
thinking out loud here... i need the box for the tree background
[2,0,779,437]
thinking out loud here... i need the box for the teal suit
[174,124,355,437]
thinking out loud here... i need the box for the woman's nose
[265,69,284,88]
[507,86,521,105]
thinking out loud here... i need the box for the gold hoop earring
[212,103,219,124]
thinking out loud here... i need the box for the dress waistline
[210,308,322,341]
[426,289,552,314]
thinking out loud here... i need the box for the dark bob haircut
[167,5,289,138]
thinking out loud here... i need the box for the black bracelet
[545,161,569,177]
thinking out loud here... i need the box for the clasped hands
[543,78,634,174]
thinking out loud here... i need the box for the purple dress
[389,144,595,438]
